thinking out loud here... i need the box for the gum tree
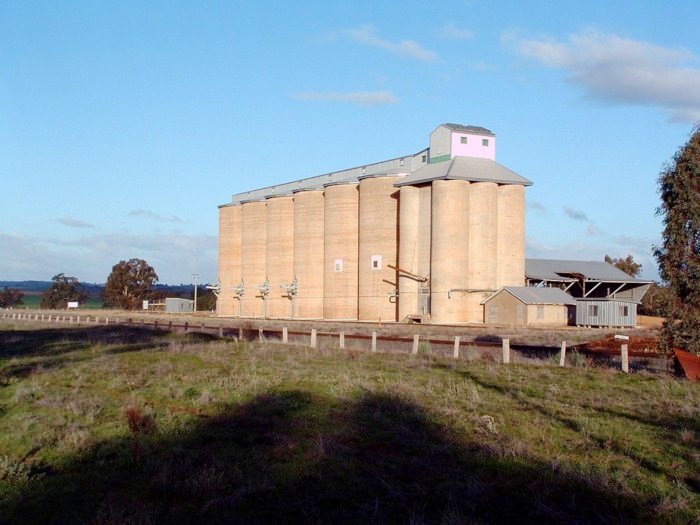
[654,127,700,354]
[103,258,159,310]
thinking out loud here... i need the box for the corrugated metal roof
[442,123,495,136]
[486,286,577,305]
[395,156,532,187]
[525,259,652,283]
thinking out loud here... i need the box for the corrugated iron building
[218,124,532,323]
[482,286,576,327]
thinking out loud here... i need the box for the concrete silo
[265,195,294,318]
[358,176,401,322]
[240,200,267,318]
[497,184,526,286]
[293,189,324,319]
[467,181,499,322]
[397,185,431,320]
[217,204,241,316]
[430,179,470,324]
[323,183,359,320]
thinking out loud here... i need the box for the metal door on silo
[419,287,431,315]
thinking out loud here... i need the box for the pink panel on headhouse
[451,133,496,160]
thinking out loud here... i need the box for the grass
[17,295,104,310]
[0,321,698,524]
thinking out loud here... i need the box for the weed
[0,456,32,482]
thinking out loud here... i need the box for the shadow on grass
[1,389,654,524]
[0,326,214,380]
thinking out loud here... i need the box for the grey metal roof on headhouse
[395,156,532,187]
[442,123,495,136]
[525,259,652,284]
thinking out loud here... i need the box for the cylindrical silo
[358,176,401,322]
[497,184,526,287]
[398,186,420,321]
[431,179,470,324]
[293,189,324,319]
[323,183,359,320]
[240,200,267,318]
[217,204,241,316]
[266,195,294,318]
[467,181,499,322]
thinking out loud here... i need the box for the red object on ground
[674,348,700,382]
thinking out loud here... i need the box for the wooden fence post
[259,328,264,342]
[371,331,377,353]
[502,338,510,364]
[184,321,189,332]
[218,325,223,338]
[282,327,288,344]
[453,336,460,359]
[412,334,419,355]
[310,329,317,348]
[559,341,567,367]
[339,331,345,349]
[621,344,629,373]
[239,327,243,340]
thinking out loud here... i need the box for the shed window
[421,154,427,162]
[619,305,629,317]
[588,304,599,317]
[460,136,468,144]
[482,138,489,146]
[536,305,544,319]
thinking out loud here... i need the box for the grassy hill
[0,321,698,523]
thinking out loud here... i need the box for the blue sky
[1,1,699,284]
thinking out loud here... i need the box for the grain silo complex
[217,123,532,324]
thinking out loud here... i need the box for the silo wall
[467,182,498,322]
[397,184,432,320]
[497,184,526,287]
[240,200,267,317]
[358,176,400,322]
[266,196,294,318]
[293,190,324,319]
[398,186,420,320]
[217,204,241,316]
[430,180,470,324]
[323,184,359,320]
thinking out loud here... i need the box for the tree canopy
[103,258,159,310]
[604,254,642,277]
[654,127,700,354]
[0,287,24,308]
[41,274,88,309]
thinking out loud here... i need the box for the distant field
[18,294,103,310]
[0,321,697,523]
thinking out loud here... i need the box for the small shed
[165,298,194,313]
[576,299,637,328]
[482,286,576,327]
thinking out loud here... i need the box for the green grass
[0,321,698,524]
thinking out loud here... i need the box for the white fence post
[559,341,567,367]
[310,328,317,348]
[502,338,510,364]
[371,331,377,353]
[621,344,629,373]
[339,331,345,349]
[412,334,419,355]
[453,336,460,359]
[283,327,288,344]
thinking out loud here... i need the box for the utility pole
[193,273,199,312]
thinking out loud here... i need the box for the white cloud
[507,29,700,122]
[56,217,95,228]
[343,25,440,62]
[293,90,398,107]
[128,209,184,223]
[441,23,475,41]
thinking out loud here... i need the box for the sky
[1,1,699,285]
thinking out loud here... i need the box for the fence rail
[1,311,673,373]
